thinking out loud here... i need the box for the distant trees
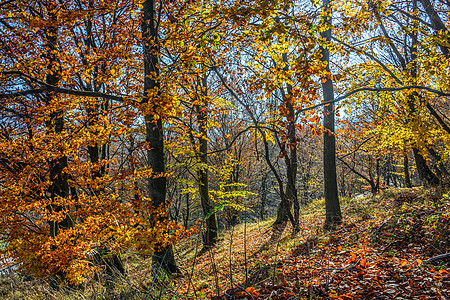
[333,0,450,190]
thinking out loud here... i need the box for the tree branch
[211,66,289,203]
[1,71,137,103]
[390,5,432,28]
[426,103,450,134]
[0,0,15,8]
[370,4,407,68]
[295,85,450,117]
[424,253,450,264]
[338,156,372,186]
[338,136,374,160]
[331,36,404,85]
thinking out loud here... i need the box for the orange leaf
[360,258,367,268]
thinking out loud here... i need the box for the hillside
[1,187,449,299]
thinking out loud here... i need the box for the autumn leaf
[360,258,367,268]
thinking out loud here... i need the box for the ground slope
[0,187,449,299]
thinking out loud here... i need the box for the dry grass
[1,187,448,299]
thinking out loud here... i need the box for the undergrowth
[0,187,448,299]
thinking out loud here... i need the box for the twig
[244,205,248,287]
[236,285,255,300]
[229,222,234,291]
[371,215,394,237]
[380,241,408,256]
[207,245,219,298]
[146,247,170,300]
[181,231,200,300]
[317,258,362,275]
[424,253,450,265]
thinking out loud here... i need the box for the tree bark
[142,0,179,275]
[260,172,267,220]
[407,5,440,186]
[44,6,73,235]
[274,50,299,233]
[81,5,124,275]
[404,148,412,188]
[419,0,450,58]
[427,146,449,176]
[320,0,342,230]
[196,74,218,250]
[413,148,440,185]
[286,96,299,232]
[42,4,74,283]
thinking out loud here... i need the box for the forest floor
[1,187,449,299]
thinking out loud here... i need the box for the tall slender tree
[142,0,179,274]
[320,0,342,229]
[196,74,218,250]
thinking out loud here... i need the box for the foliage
[1,188,448,299]
[1,0,450,291]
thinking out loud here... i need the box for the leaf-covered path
[1,188,448,299]
[173,188,449,299]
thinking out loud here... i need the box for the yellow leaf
[401,259,407,267]
[328,291,339,299]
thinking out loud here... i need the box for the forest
[0,0,449,299]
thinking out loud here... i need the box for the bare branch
[331,36,404,85]
[390,5,432,27]
[0,0,15,8]
[1,71,138,103]
[295,85,450,117]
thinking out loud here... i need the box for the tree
[196,74,219,249]
[0,0,180,284]
[323,0,450,191]
[142,0,179,274]
[320,0,341,229]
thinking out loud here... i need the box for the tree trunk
[42,5,74,283]
[87,104,125,275]
[320,0,342,230]
[403,148,412,188]
[407,8,440,187]
[81,3,124,275]
[274,49,299,233]
[413,148,440,186]
[142,0,178,275]
[286,107,299,232]
[183,193,190,229]
[260,172,267,220]
[196,75,218,250]
[274,193,295,226]
[427,146,449,177]
[419,0,450,58]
